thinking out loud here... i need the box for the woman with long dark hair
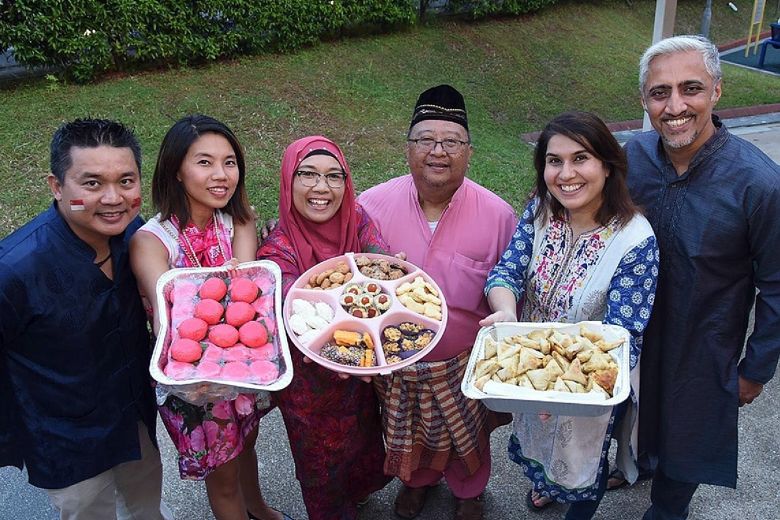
[482,111,659,519]
[132,115,284,520]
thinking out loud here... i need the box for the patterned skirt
[509,403,623,503]
[275,349,390,520]
[375,350,510,481]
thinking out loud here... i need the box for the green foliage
[0,1,418,82]
[0,1,113,81]
[0,1,562,83]
[1,0,776,238]
[446,0,559,18]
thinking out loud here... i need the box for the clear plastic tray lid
[149,260,292,405]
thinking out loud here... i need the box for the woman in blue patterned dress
[481,111,659,519]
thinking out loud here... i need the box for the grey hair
[639,35,722,93]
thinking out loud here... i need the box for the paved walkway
[2,118,778,520]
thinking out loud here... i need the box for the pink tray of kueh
[283,252,448,376]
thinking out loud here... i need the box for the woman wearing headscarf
[257,136,391,520]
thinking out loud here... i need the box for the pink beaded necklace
[168,213,228,268]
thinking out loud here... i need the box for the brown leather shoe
[454,493,485,520]
[394,485,431,519]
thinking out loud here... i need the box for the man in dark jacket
[0,119,172,519]
[626,35,780,520]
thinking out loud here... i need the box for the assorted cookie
[285,253,445,372]
[304,261,354,289]
[355,255,408,280]
[381,322,435,364]
[320,330,376,367]
[395,276,442,320]
[339,282,392,318]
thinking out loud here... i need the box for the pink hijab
[278,135,360,273]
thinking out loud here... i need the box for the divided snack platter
[150,261,292,405]
[461,321,631,417]
[284,252,448,376]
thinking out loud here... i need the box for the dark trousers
[642,469,699,520]
[563,402,627,520]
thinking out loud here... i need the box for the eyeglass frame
[294,169,347,189]
[407,137,471,154]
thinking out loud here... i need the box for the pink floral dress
[140,211,270,480]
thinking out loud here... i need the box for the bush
[446,0,559,18]
[0,1,419,82]
[0,1,116,82]
[0,1,556,82]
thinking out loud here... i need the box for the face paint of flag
[69,199,86,211]
[131,197,142,209]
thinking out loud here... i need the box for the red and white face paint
[69,199,86,211]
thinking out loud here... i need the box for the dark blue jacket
[0,204,157,489]
[626,118,780,488]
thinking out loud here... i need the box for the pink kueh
[247,343,275,361]
[201,344,224,363]
[221,361,250,380]
[195,360,221,378]
[165,360,196,380]
[249,360,279,383]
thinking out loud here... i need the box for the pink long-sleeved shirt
[359,175,517,361]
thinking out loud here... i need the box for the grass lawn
[1,0,777,238]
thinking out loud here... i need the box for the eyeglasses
[407,137,470,154]
[294,170,347,188]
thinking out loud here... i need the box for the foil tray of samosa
[461,321,631,417]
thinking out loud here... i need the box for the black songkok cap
[409,84,468,132]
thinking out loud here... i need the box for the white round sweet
[292,299,317,318]
[288,314,310,336]
[315,301,334,322]
[299,329,320,345]
[305,315,329,331]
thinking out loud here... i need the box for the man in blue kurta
[0,119,172,519]
[625,36,780,520]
